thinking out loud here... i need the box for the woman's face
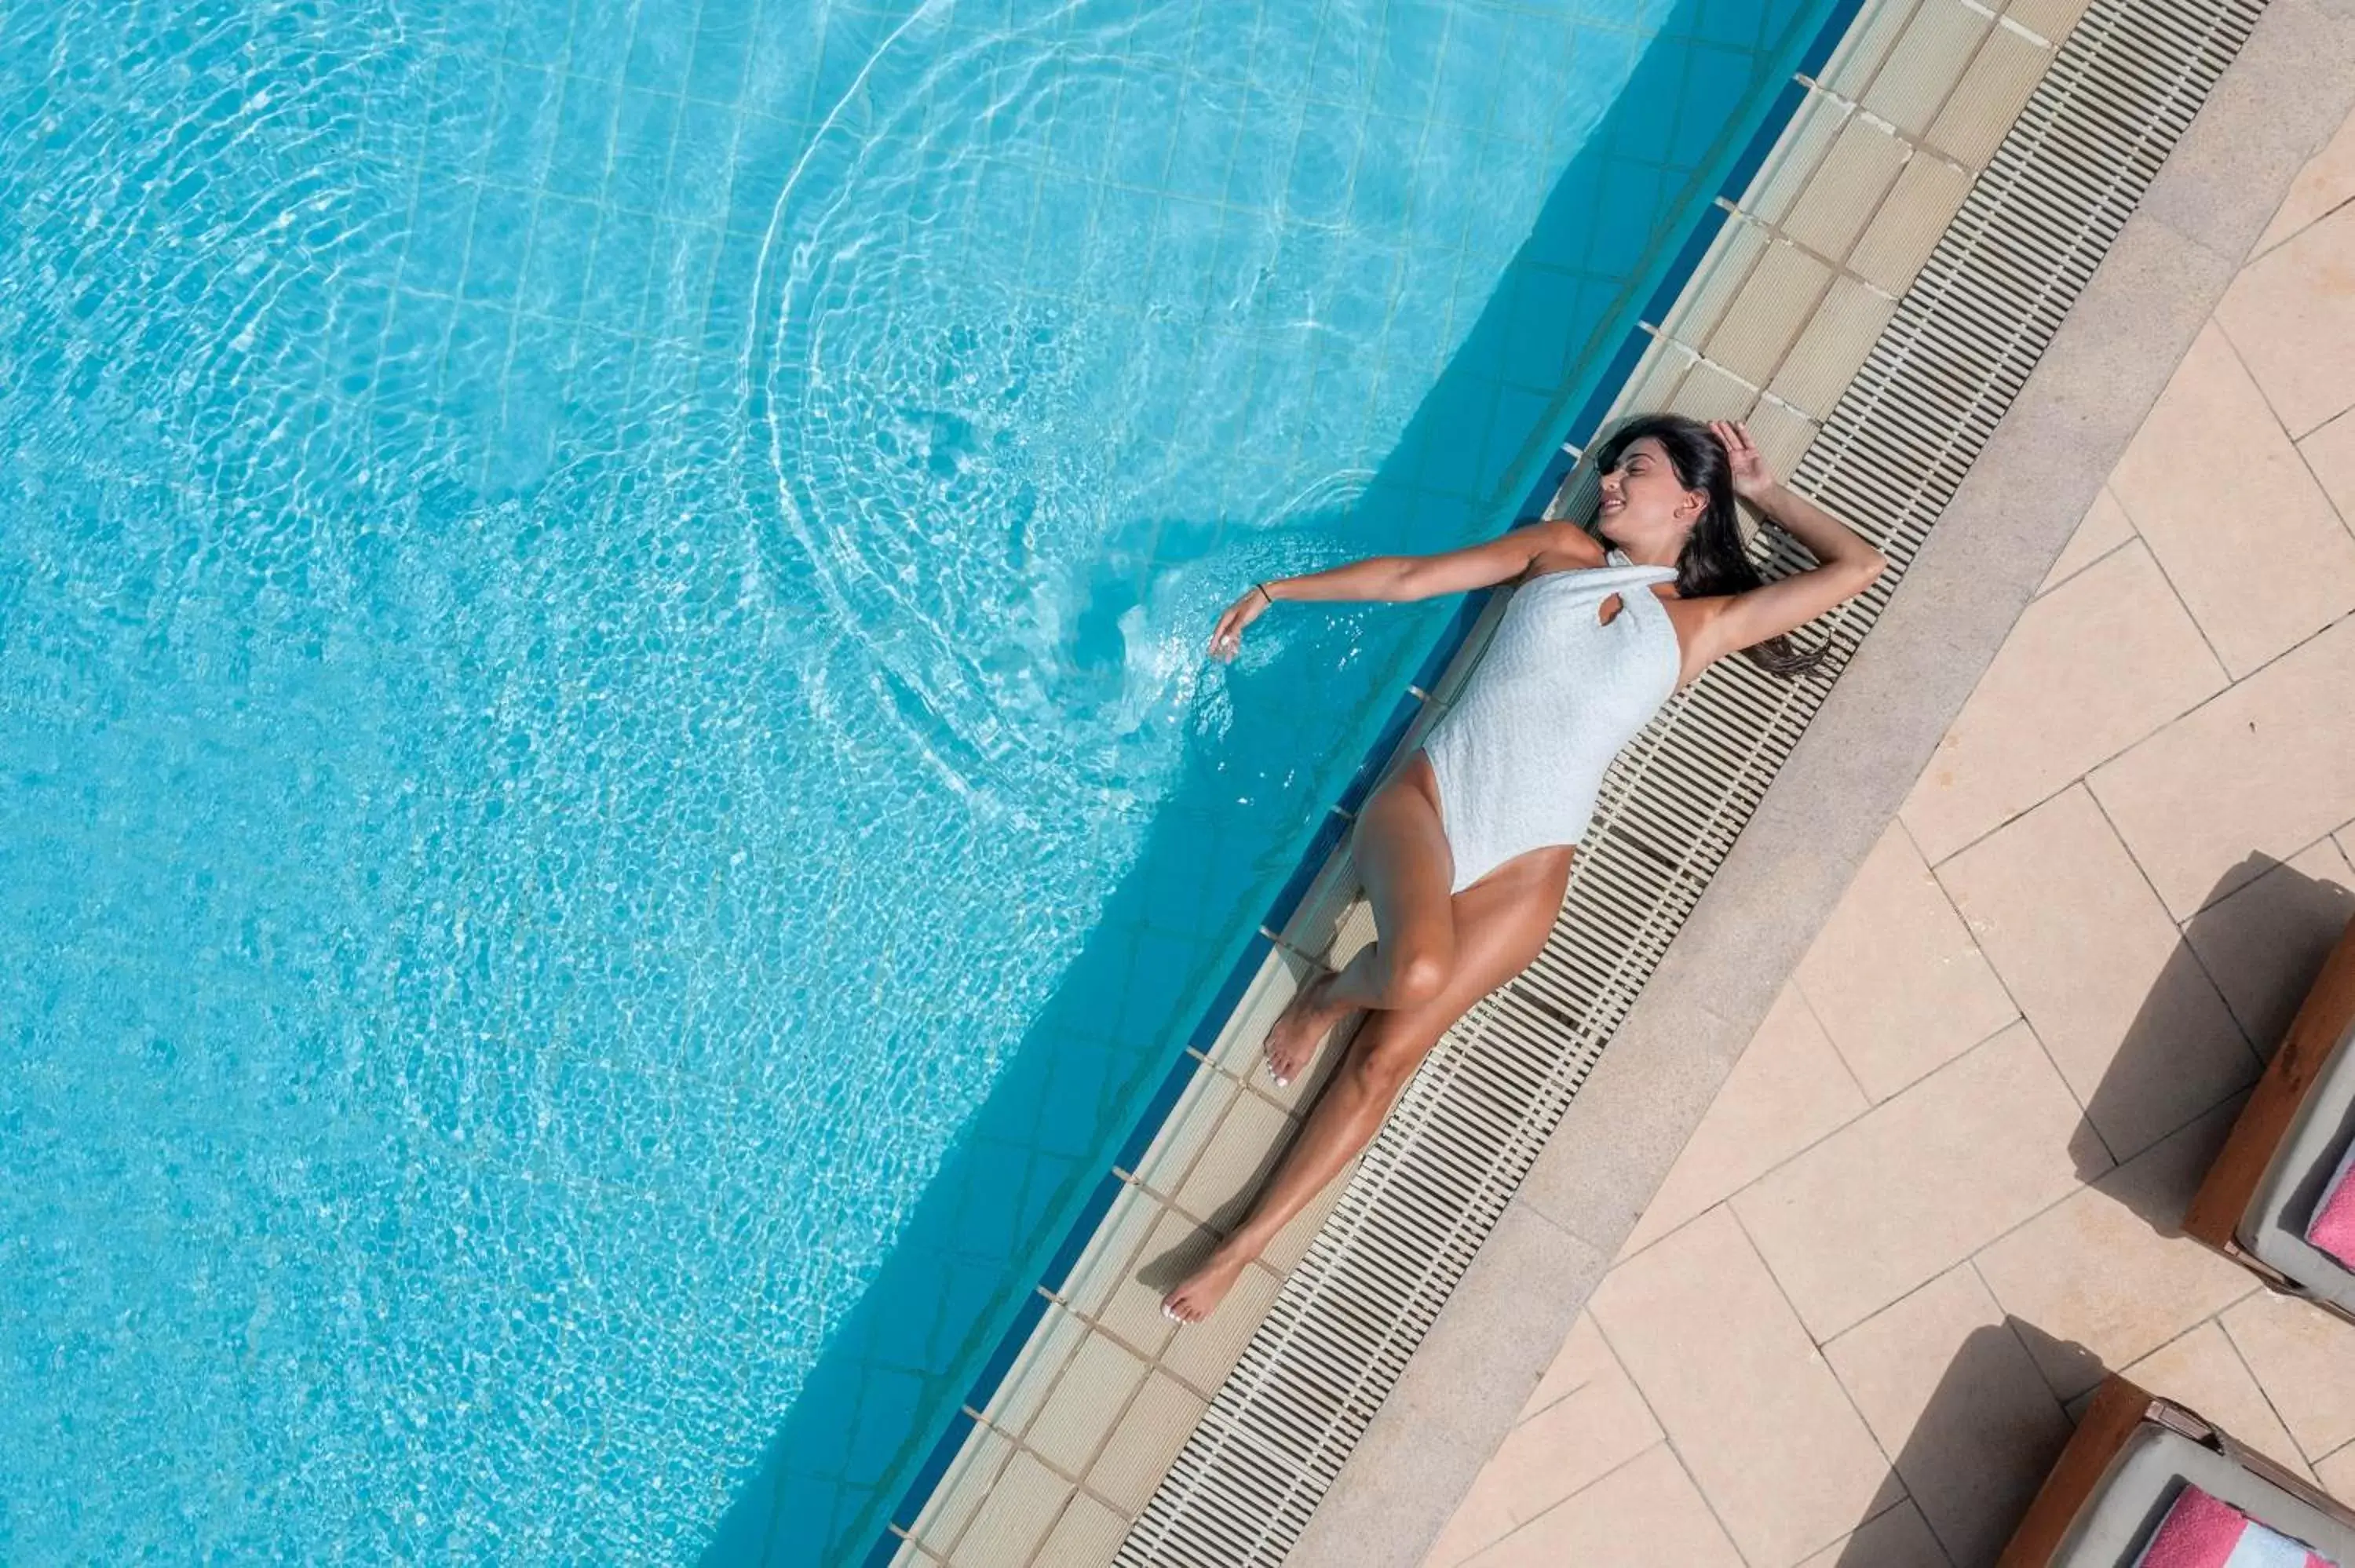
[1597,436,1704,551]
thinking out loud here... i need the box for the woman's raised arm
[1681,421,1885,670]
[1208,521,1602,660]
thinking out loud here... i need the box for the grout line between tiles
[1912,599,2355,885]
[2208,1307,2324,1475]
[1786,971,1879,1107]
[2076,782,2267,1072]
[1917,829,2129,1167]
[2033,531,2138,600]
[1612,1006,2030,1275]
[1720,1196,1928,1549]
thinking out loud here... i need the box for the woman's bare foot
[1160,1240,1255,1324]
[1263,970,1356,1088]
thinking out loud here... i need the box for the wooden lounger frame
[1996,1376,2355,1566]
[2182,913,2355,1321]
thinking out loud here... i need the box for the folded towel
[2308,1139,2355,1268]
[2130,1483,2337,1568]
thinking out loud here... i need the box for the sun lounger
[1996,1377,2355,1567]
[2184,913,2355,1323]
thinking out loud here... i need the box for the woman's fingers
[1208,601,1245,659]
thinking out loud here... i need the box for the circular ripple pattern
[756,7,1271,831]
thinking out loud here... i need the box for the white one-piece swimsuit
[1418,549,1682,894]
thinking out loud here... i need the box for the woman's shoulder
[1518,520,1608,575]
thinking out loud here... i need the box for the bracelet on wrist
[1253,582,1274,607]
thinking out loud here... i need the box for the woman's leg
[1262,753,1460,1084]
[1163,844,1572,1322]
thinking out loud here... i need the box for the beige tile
[2216,205,2355,438]
[2109,323,2355,676]
[1798,1500,1953,1568]
[1459,1444,1747,1568]
[1939,787,2257,1161]
[1121,1063,1238,1202]
[2182,837,2355,1057]
[1785,117,1910,264]
[2317,1441,2355,1499]
[2004,0,2098,46]
[1032,1492,1127,1567]
[1622,985,1868,1254]
[979,1304,1091,1439]
[2120,1320,2314,1482]
[910,1423,1017,1558]
[1707,239,1835,386]
[1743,88,1847,229]
[1768,274,1898,419]
[1024,1330,1148,1479]
[2254,106,2355,258]
[1743,395,1821,487]
[1899,544,2228,866]
[1670,357,1767,425]
[1517,1307,1631,1420]
[1863,0,1994,140]
[953,1449,1072,1568]
[2301,405,2355,530]
[1450,1314,1666,1550]
[1825,1266,2072,1566]
[1664,220,1772,348]
[1733,1024,2094,1340]
[1975,1099,2259,1400]
[1796,822,2017,1103]
[1424,1466,1527,1568]
[1822,0,1928,100]
[1086,1371,1206,1515]
[1850,151,1975,297]
[1926,25,2050,169]
[1173,1088,1293,1226]
[2222,1289,2355,1462]
[2038,486,2137,596]
[2087,615,2355,918]
[1058,1182,1166,1320]
[1590,1209,1897,1564]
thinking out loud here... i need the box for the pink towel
[2309,1140,2355,1268]
[2131,1484,2336,1568]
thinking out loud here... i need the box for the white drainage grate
[1115,0,2265,1561]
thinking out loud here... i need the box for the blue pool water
[0,0,1831,1560]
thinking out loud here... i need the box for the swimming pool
[0,0,1827,1560]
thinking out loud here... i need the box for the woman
[1161,415,1886,1322]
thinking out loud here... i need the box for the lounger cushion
[2239,1016,2355,1314]
[2052,1423,2355,1566]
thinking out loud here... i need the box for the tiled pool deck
[1418,45,2355,1568]
[885,0,2355,1559]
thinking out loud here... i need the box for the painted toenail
[1273,1075,1290,1088]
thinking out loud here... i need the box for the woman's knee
[1385,936,1454,1008]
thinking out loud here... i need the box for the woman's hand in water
[1207,583,1274,662]
[1708,419,1777,503]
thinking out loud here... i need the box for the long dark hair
[1589,413,1825,679]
